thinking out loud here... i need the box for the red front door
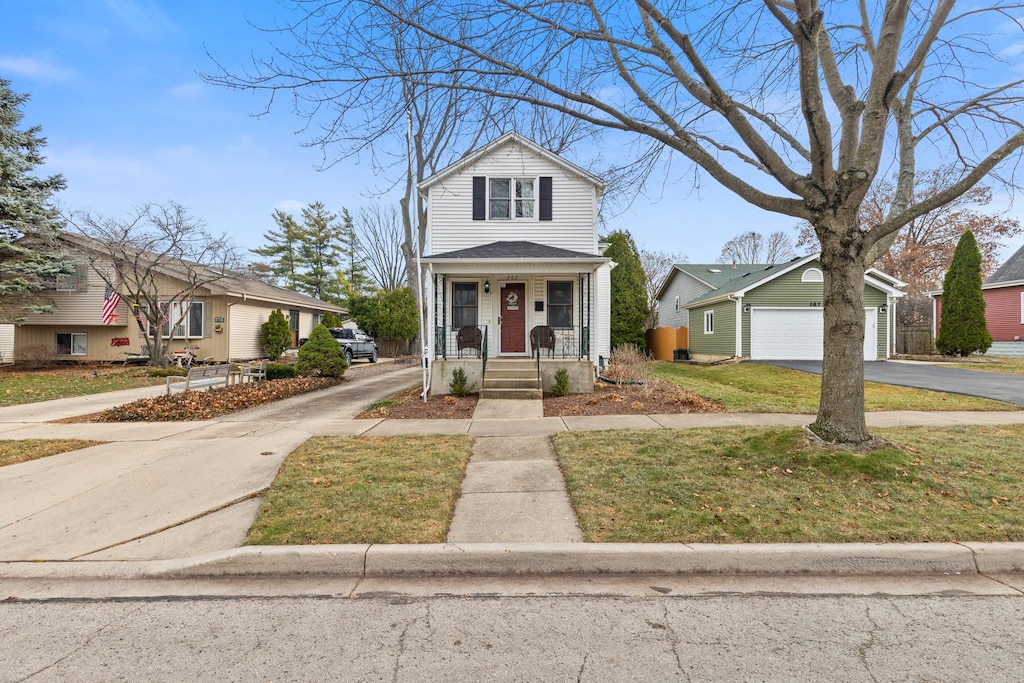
[500,282,526,353]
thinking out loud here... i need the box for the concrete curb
[2,542,1021,580]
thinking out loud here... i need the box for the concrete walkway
[2,381,1024,578]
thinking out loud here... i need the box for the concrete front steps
[481,358,542,400]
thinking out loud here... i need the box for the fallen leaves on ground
[96,378,341,422]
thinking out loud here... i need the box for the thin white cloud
[103,0,176,38]
[0,54,73,81]
[274,200,305,214]
[168,81,205,100]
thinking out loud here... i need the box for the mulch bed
[357,377,723,419]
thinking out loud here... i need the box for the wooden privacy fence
[897,326,933,355]
[645,326,689,360]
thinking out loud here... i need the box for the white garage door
[750,309,878,361]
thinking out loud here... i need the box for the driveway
[759,360,1024,406]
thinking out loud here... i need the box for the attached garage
[750,308,878,361]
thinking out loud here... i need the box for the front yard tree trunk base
[811,233,872,445]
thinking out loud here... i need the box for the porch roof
[423,241,609,268]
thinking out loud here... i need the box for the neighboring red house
[932,243,1024,354]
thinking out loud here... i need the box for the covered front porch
[421,241,611,395]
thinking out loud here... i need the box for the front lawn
[653,361,1016,412]
[0,439,106,468]
[247,435,473,544]
[0,365,166,407]
[554,425,1024,543]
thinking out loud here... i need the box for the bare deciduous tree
[70,202,242,365]
[342,0,1024,445]
[719,231,797,265]
[640,247,687,328]
[357,204,408,292]
[203,0,589,295]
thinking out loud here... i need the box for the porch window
[452,282,478,330]
[56,332,87,356]
[704,310,714,334]
[489,178,534,219]
[547,281,573,328]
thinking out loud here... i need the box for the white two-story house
[421,132,612,394]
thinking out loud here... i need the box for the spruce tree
[338,207,369,305]
[936,230,991,357]
[297,202,343,302]
[259,309,292,360]
[602,230,649,351]
[0,78,74,321]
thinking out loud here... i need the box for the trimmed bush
[936,230,992,357]
[260,309,292,361]
[296,324,348,378]
[552,367,570,396]
[449,367,469,397]
[266,363,297,380]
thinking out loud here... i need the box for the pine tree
[250,210,305,290]
[0,78,74,321]
[936,230,991,357]
[296,202,343,302]
[602,230,649,351]
[338,207,370,305]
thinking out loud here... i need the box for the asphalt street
[760,360,1024,405]
[3,585,1023,681]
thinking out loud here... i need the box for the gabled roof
[682,253,904,308]
[987,242,1024,285]
[423,240,607,262]
[654,262,771,302]
[419,131,605,191]
[58,232,344,312]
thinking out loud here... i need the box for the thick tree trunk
[811,227,871,443]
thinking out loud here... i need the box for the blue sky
[5,1,1023,266]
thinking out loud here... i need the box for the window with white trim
[452,282,479,330]
[56,332,87,356]
[547,281,573,328]
[802,267,824,283]
[489,178,534,219]
[142,301,205,339]
[704,310,714,334]
[674,296,680,312]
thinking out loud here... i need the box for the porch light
[880,303,888,313]
[484,279,490,293]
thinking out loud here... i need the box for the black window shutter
[472,176,486,220]
[539,176,553,221]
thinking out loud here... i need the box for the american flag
[102,285,121,324]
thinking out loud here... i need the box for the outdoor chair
[457,325,483,357]
[530,325,556,358]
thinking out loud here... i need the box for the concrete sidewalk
[2,384,1024,579]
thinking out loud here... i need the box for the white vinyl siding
[229,304,270,360]
[0,324,13,363]
[425,141,598,254]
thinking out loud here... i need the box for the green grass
[553,425,1024,543]
[0,439,106,467]
[246,435,474,544]
[0,366,167,407]
[653,361,1016,412]
[945,357,1024,375]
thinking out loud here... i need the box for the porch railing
[433,324,591,361]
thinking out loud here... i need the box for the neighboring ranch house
[420,132,612,394]
[657,254,905,362]
[931,242,1024,357]
[10,233,343,364]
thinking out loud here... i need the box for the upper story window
[802,267,824,283]
[473,176,553,221]
[489,178,535,219]
[42,262,86,291]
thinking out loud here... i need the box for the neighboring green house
[657,254,905,361]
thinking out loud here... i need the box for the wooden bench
[166,363,233,395]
